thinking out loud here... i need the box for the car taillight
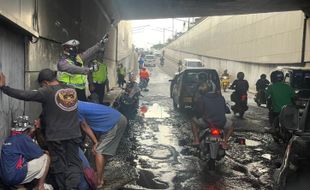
[210,128,221,136]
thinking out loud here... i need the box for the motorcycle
[254,89,268,107]
[220,76,230,92]
[113,83,141,119]
[230,92,248,118]
[139,78,149,91]
[198,125,226,171]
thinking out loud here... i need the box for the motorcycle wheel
[208,159,216,171]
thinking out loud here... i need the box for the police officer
[58,37,108,101]
[89,51,108,104]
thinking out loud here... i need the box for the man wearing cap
[58,37,108,101]
[0,116,50,190]
[0,69,82,190]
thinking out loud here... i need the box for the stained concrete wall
[165,10,310,91]
[0,24,25,146]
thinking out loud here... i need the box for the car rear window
[183,70,219,84]
[292,71,310,89]
[145,55,155,59]
[186,61,203,67]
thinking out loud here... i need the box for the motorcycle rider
[57,37,108,101]
[221,69,230,91]
[256,74,270,92]
[266,70,295,125]
[255,74,270,105]
[192,73,233,149]
[160,56,165,66]
[230,72,249,117]
[221,69,229,78]
[139,67,150,90]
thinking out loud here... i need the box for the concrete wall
[168,11,307,64]
[165,10,310,91]
[0,24,25,146]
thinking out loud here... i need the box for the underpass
[1,1,310,189]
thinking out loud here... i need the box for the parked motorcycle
[198,125,226,171]
[220,76,230,92]
[230,92,248,118]
[113,83,141,119]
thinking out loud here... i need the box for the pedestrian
[117,63,126,87]
[0,69,82,190]
[0,116,51,190]
[89,51,108,104]
[58,37,107,101]
[78,101,127,188]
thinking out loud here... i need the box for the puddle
[136,169,169,189]
[245,139,261,147]
[141,103,170,118]
[261,154,272,160]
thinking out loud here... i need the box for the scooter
[198,125,226,171]
[220,76,230,92]
[230,92,248,118]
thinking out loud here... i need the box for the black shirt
[2,84,81,141]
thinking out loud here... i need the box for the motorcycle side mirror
[279,105,299,131]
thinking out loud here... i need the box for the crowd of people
[0,37,128,190]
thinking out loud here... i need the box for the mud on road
[102,66,283,190]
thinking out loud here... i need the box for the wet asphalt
[99,60,309,190]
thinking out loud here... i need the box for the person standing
[0,69,82,190]
[89,51,108,104]
[58,37,108,101]
[117,63,126,88]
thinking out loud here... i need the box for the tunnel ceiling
[100,0,310,20]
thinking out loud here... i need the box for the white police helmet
[62,39,80,47]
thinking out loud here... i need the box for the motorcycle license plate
[183,97,192,103]
[206,136,222,142]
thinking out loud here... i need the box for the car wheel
[173,98,177,109]
[179,101,185,111]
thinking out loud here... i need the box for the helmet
[260,74,267,79]
[198,72,207,81]
[11,116,34,132]
[62,39,80,47]
[237,72,245,80]
[62,40,80,57]
[270,70,284,83]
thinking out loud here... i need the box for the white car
[144,54,156,67]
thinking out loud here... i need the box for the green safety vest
[58,55,87,89]
[118,67,126,76]
[92,60,108,84]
